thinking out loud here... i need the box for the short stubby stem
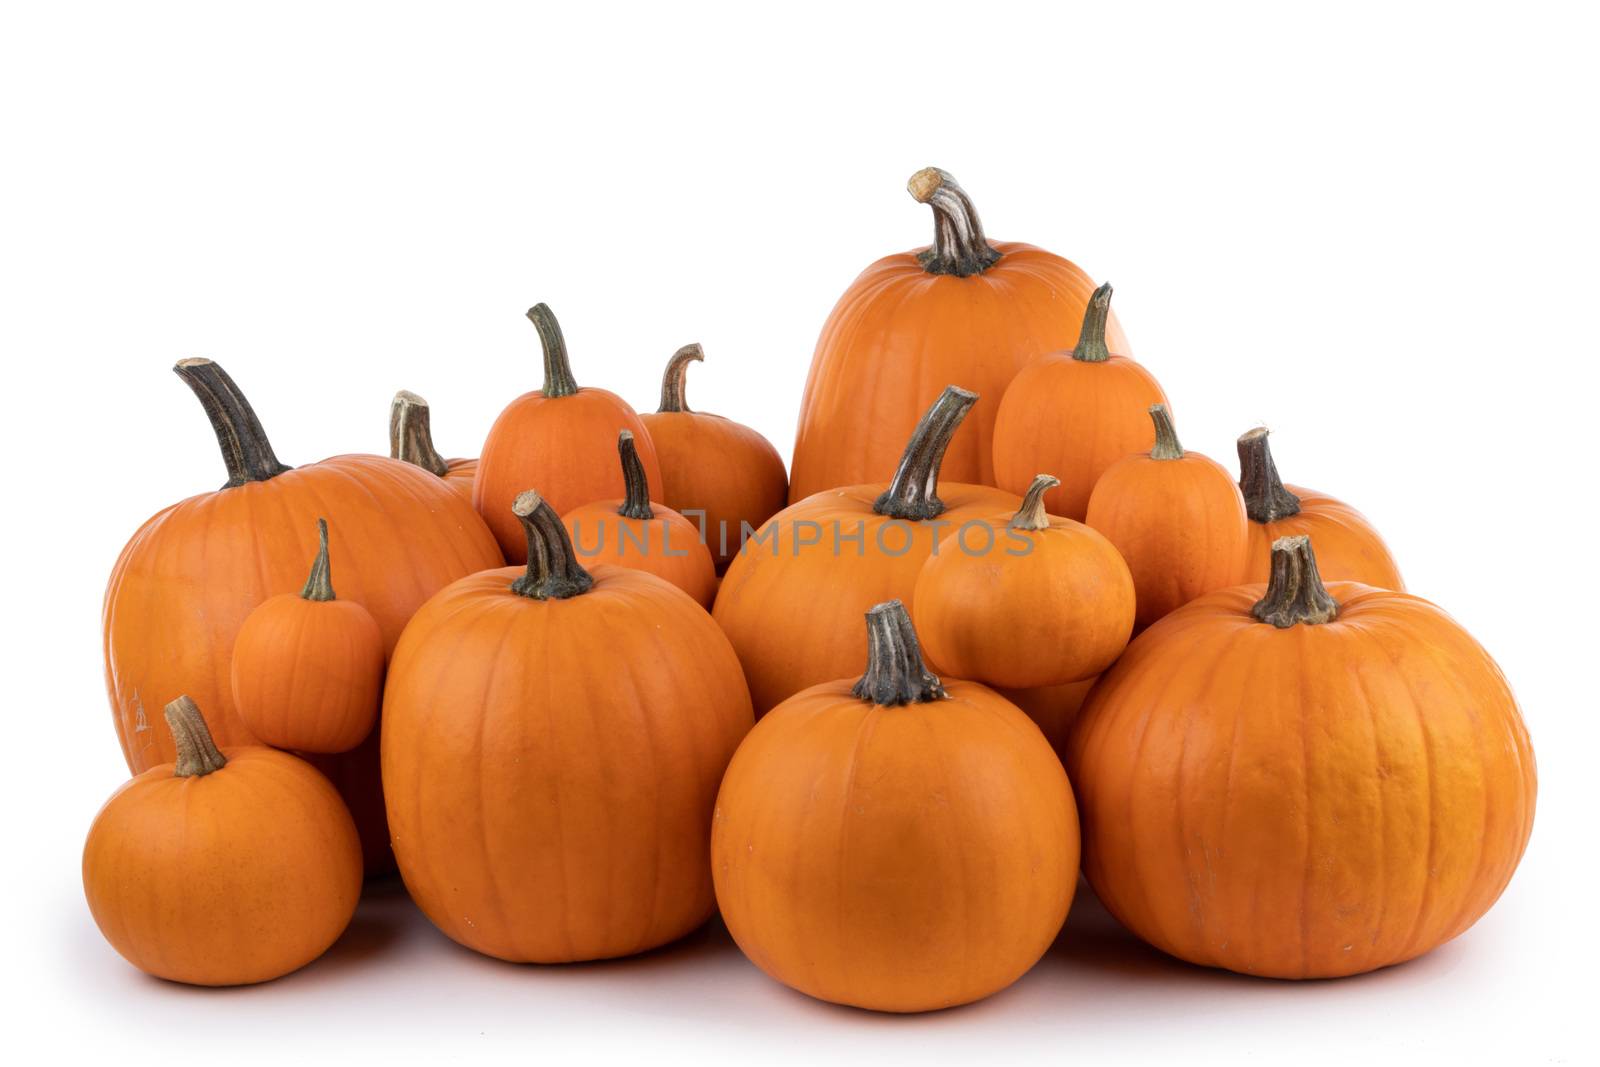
[1148,404,1184,460]
[1252,534,1340,627]
[873,385,978,520]
[1071,283,1114,363]
[511,490,595,600]
[1237,427,1303,523]
[1010,474,1060,531]
[907,168,1002,277]
[850,600,948,707]
[166,696,228,777]
[389,390,451,477]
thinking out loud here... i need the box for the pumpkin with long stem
[390,389,477,502]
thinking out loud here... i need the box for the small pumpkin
[991,283,1169,520]
[82,696,362,986]
[562,430,718,607]
[1085,404,1248,628]
[382,491,753,963]
[638,344,788,572]
[390,389,477,502]
[1068,536,1536,979]
[474,304,662,562]
[230,519,385,753]
[913,474,1135,688]
[1236,426,1403,589]
[789,168,1126,502]
[713,600,1078,1013]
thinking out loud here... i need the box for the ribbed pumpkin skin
[1067,583,1537,979]
[82,746,363,986]
[712,680,1079,1012]
[563,500,719,607]
[1243,485,1403,589]
[438,457,478,503]
[993,678,1096,768]
[789,245,1127,503]
[381,565,753,963]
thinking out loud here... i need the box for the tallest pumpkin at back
[788,167,1128,502]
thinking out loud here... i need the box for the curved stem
[873,385,978,520]
[851,600,948,707]
[173,359,291,489]
[657,343,704,414]
[527,303,579,399]
[165,696,227,777]
[616,430,654,520]
[1237,427,1303,523]
[389,390,450,477]
[300,518,335,601]
[510,490,594,600]
[1010,474,1060,531]
[1252,535,1339,628]
[1071,282,1114,363]
[907,167,1002,277]
[1148,404,1184,460]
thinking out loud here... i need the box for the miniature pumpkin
[714,385,1018,715]
[390,389,477,501]
[1068,536,1536,979]
[638,343,788,571]
[1085,405,1248,628]
[382,491,753,963]
[913,474,1135,688]
[992,283,1169,520]
[82,696,362,986]
[1236,426,1404,588]
[713,600,1079,1013]
[789,168,1126,502]
[474,304,662,562]
[562,430,718,607]
[230,519,385,753]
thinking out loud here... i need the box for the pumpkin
[788,168,1126,502]
[390,389,477,501]
[82,696,362,986]
[712,600,1078,1013]
[1236,426,1404,589]
[230,519,385,753]
[1084,404,1248,628]
[474,303,662,562]
[381,491,753,962]
[993,678,1097,769]
[713,385,1018,716]
[638,343,788,571]
[992,283,1169,520]
[103,359,504,871]
[562,430,719,607]
[1067,535,1536,979]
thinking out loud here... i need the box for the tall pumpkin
[788,168,1126,502]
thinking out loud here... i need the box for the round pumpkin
[1067,535,1536,979]
[714,385,1018,716]
[913,474,1135,688]
[82,696,362,986]
[474,303,662,562]
[1085,404,1248,628]
[382,491,754,963]
[1236,426,1404,589]
[638,343,788,572]
[390,389,477,502]
[789,168,1126,502]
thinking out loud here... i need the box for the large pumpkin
[390,389,477,503]
[1068,535,1536,979]
[788,168,1126,502]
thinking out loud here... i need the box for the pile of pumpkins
[85,168,1535,1011]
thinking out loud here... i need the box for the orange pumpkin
[993,678,1097,769]
[714,385,1018,716]
[913,474,1135,688]
[639,343,788,571]
[789,168,1126,502]
[712,600,1079,1013]
[390,389,477,502]
[562,430,718,607]
[382,491,753,962]
[1068,536,1536,979]
[992,283,1169,520]
[1085,405,1248,628]
[1236,426,1404,589]
[82,696,362,986]
[474,304,662,562]
[230,519,385,753]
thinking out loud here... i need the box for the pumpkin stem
[510,490,595,600]
[907,167,1002,277]
[1237,427,1303,523]
[528,303,579,399]
[1252,535,1339,628]
[617,430,655,520]
[299,518,336,601]
[851,600,949,707]
[1148,404,1184,460]
[1010,474,1061,531]
[173,359,292,489]
[657,343,704,414]
[1071,283,1114,363]
[166,696,227,777]
[389,390,450,477]
[873,385,978,520]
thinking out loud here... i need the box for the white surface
[3,2,1595,1063]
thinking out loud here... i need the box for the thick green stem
[657,343,704,414]
[166,696,227,777]
[1010,474,1060,531]
[528,303,579,399]
[617,430,655,520]
[873,385,978,520]
[510,490,594,600]
[389,390,450,477]
[850,600,948,707]
[907,167,1002,277]
[1252,535,1339,628]
[1071,283,1114,363]
[299,518,335,601]
[1237,427,1302,523]
[1149,404,1184,460]
[173,359,291,489]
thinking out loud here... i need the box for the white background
[3,2,1596,1063]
